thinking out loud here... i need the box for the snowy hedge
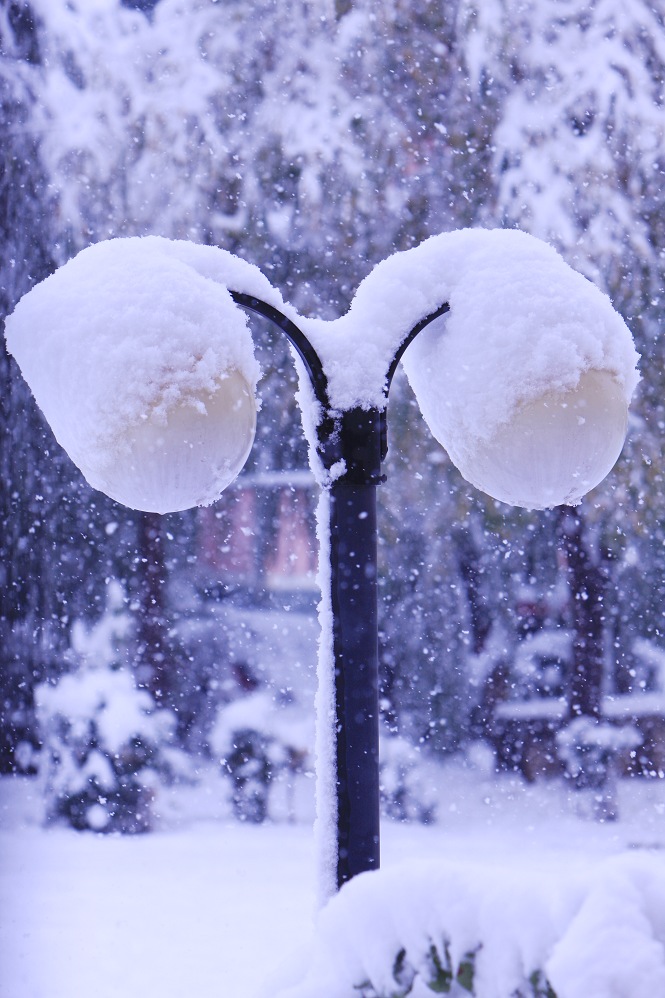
[263,853,665,998]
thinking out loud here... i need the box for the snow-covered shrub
[630,637,665,694]
[209,690,312,824]
[36,580,186,832]
[556,716,641,820]
[355,941,481,997]
[379,735,437,824]
[69,578,132,669]
[224,727,274,824]
[263,854,665,998]
[34,578,188,833]
[510,629,573,701]
[36,664,178,833]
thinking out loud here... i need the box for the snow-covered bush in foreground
[263,853,665,998]
[36,665,178,833]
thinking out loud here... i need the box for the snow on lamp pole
[5,229,639,897]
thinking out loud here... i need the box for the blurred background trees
[2,0,665,809]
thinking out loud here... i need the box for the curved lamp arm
[385,302,450,392]
[231,290,451,479]
[230,291,330,411]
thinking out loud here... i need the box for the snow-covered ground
[2,754,665,998]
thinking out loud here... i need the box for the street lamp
[5,227,638,896]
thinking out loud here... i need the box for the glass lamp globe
[90,370,257,513]
[451,369,628,509]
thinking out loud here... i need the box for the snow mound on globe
[5,237,270,513]
[394,229,639,509]
[7,229,640,512]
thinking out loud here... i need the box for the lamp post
[5,227,638,896]
[230,291,450,888]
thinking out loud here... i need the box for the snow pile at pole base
[262,852,665,998]
[4,237,273,513]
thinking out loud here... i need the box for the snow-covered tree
[4,0,665,783]
[456,0,665,739]
[0,0,75,768]
[461,0,665,312]
[36,580,185,832]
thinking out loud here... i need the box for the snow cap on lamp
[5,236,261,513]
[396,229,639,509]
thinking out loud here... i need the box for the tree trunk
[558,507,606,720]
[135,512,169,702]
[452,525,492,655]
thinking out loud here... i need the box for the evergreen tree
[459,0,665,723]
[0,0,69,768]
[4,0,664,775]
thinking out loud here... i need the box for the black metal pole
[229,292,449,892]
[330,407,383,888]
